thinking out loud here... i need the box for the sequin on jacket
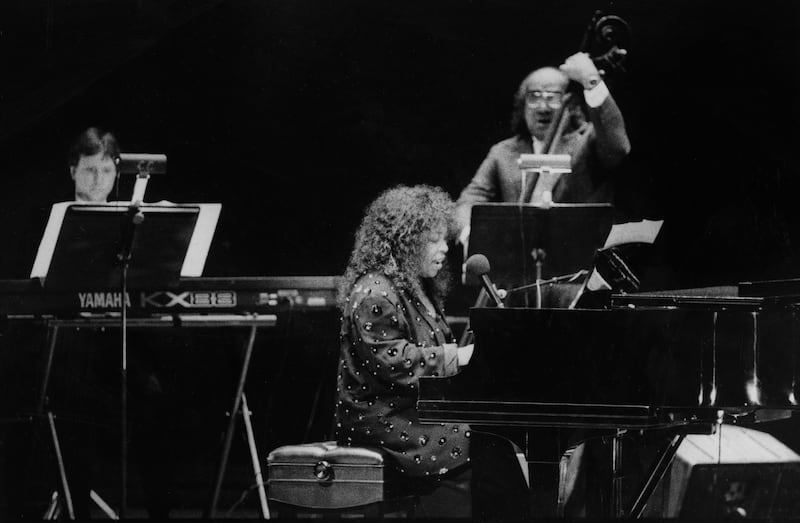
[335,273,471,477]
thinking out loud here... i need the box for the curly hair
[339,185,455,308]
[509,70,588,142]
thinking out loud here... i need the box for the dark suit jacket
[335,273,470,477]
[455,94,631,230]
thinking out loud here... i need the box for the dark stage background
[1,0,799,284]
[1,0,800,517]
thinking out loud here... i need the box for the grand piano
[418,282,800,517]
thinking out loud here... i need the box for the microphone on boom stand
[465,254,505,308]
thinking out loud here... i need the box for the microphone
[465,254,505,307]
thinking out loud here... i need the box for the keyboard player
[335,185,530,519]
[2,127,173,518]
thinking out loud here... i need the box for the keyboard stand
[36,314,276,519]
[201,315,275,518]
[37,322,117,520]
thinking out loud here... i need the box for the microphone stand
[506,269,589,296]
[115,169,150,518]
[531,248,546,308]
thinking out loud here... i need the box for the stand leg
[37,324,59,413]
[43,491,60,519]
[41,321,120,519]
[567,273,591,309]
[241,394,270,519]
[90,490,119,519]
[626,432,686,518]
[39,325,75,520]
[302,374,324,442]
[121,266,129,519]
[47,411,75,520]
[519,171,529,204]
[208,323,259,517]
[531,249,546,309]
[121,366,127,519]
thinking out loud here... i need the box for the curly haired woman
[335,185,530,518]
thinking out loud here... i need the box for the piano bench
[267,441,415,518]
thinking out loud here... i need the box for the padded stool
[267,441,415,518]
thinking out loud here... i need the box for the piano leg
[559,431,626,518]
[558,430,633,518]
[516,427,581,517]
[594,430,685,518]
[610,429,625,517]
[574,426,710,518]
[557,445,580,516]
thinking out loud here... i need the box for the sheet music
[603,219,664,249]
[182,203,221,277]
[30,201,74,278]
[587,219,665,291]
[31,201,222,279]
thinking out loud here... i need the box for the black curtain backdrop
[1,0,799,288]
[3,1,800,515]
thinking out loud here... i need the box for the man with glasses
[455,52,630,236]
[452,53,633,514]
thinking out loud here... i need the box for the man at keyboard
[2,127,174,519]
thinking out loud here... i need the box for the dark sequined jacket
[335,273,471,477]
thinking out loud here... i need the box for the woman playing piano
[335,184,530,518]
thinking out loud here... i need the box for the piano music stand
[467,203,613,307]
[35,203,199,518]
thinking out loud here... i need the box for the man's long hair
[339,185,455,309]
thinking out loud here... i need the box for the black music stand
[467,203,613,307]
[42,204,200,290]
[35,203,200,518]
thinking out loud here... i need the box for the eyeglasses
[525,90,564,108]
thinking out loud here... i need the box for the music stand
[467,203,613,307]
[33,203,201,518]
[42,204,200,290]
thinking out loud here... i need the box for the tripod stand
[33,322,118,520]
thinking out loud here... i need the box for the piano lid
[739,277,800,299]
[611,285,797,309]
